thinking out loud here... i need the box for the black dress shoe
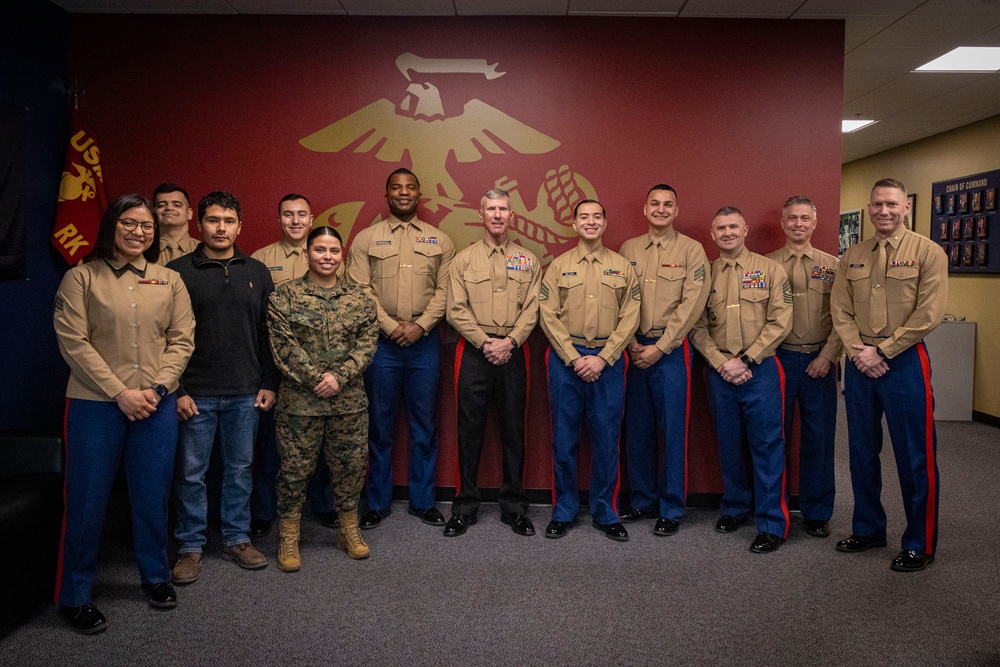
[653,517,679,536]
[408,506,446,526]
[835,534,888,553]
[502,512,536,537]
[141,582,178,609]
[249,519,272,537]
[619,506,653,523]
[60,604,108,635]
[890,549,935,572]
[443,513,477,537]
[359,508,392,530]
[804,519,830,538]
[318,510,340,528]
[593,520,629,542]
[545,520,571,539]
[715,515,746,533]
[749,532,783,554]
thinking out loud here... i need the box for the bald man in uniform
[153,183,198,265]
[444,187,541,538]
[618,184,709,536]
[831,178,947,572]
[691,206,792,553]
[348,168,455,529]
[539,199,640,541]
[765,195,841,539]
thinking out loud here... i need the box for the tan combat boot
[277,518,301,572]
[336,510,370,560]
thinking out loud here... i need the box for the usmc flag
[51,110,106,264]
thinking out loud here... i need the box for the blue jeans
[174,394,259,551]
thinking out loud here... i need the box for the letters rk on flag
[51,110,106,264]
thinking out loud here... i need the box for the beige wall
[841,115,1000,418]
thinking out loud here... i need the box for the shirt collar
[573,243,604,264]
[647,228,676,249]
[105,257,147,279]
[279,238,305,257]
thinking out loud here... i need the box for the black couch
[0,435,64,638]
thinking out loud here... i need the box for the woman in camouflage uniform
[268,226,378,569]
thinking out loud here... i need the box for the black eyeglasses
[118,218,156,234]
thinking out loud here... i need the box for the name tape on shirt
[376,240,392,246]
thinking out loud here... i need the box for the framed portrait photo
[952,219,962,241]
[963,243,974,266]
[959,192,969,214]
[987,188,997,211]
[947,194,956,215]
[977,243,988,266]
[950,244,960,266]
[972,190,982,213]
[977,216,988,238]
[839,209,862,256]
[905,193,917,231]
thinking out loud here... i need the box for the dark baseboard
[973,411,1000,428]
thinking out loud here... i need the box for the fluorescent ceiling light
[843,119,877,133]
[915,47,1000,72]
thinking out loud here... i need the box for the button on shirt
[53,257,196,401]
[447,238,541,349]
[252,239,309,288]
[765,244,843,363]
[691,248,792,369]
[346,215,455,336]
[157,233,199,265]
[619,228,710,354]
[831,227,948,359]
[539,244,640,366]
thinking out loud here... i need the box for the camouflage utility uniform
[268,275,378,519]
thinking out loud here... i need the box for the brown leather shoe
[223,542,268,570]
[171,552,202,585]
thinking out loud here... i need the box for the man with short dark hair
[347,168,455,529]
[831,178,948,572]
[444,187,541,538]
[691,206,792,554]
[539,199,640,542]
[618,184,709,536]
[153,183,198,264]
[249,194,337,536]
[168,191,279,583]
[766,195,841,539]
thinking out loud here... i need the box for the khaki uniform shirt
[447,237,541,349]
[831,226,948,359]
[619,228,710,355]
[691,247,792,369]
[268,276,378,416]
[252,239,308,287]
[766,244,843,363]
[346,215,455,337]
[157,233,198,265]
[54,257,196,401]
[539,244,640,366]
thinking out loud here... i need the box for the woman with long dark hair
[53,193,195,634]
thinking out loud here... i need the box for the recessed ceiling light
[915,47,1000,72]
[843,119,877,133]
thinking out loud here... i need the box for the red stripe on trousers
[774,356,791,539]
[917,343,937,555]
[545,346,556,508]
[521,341,531,491]
[682,338,692,498]
[452,337,467,495]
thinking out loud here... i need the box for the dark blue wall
[0,3,70,436]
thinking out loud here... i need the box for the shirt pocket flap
[886,265,919,281]
[739,288,769,303]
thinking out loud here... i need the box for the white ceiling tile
[339,0,454,15]
[844,45,952,72]
[913,0,1000,16]
[795,0,922,16]
[457,0,568,15]
[118,0,236,12]
[844,70,904,100]
[678,0,803,18]
[227,0,347,13]
[864,14,1000,49]
[568,0,683,15]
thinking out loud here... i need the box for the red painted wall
[70,15,843,499]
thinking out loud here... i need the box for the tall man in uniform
[249,194,336,536]
[347,168,455,529]
[691,206,792,553]
[831,178,947,572]
[153,183,198,265]
[444,188,541,538]
[765,196,841,539]
[539,200,640,541]
[618,184,709,536]
[168,191,279,583]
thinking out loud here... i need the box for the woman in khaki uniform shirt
[52,194,195,634]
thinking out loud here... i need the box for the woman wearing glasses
[52,193,195,634]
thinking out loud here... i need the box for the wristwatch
[739,353,755,366]
[875,347,887,358]
[507,336,519,349]
[151,383,168,400]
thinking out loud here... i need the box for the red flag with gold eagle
[51,110,106,264]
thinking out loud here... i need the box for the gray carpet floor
[3,400,999,667]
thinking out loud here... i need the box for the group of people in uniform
[50,171,947,636]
